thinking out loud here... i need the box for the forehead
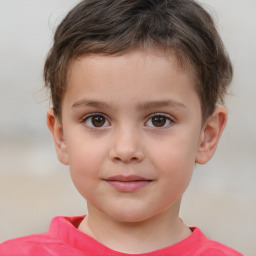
[67,48,196,89]
[62,49,201,116]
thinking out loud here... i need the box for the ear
[195,105,227,164]
[47,109,69,165]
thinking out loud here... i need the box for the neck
[78,202,192,254]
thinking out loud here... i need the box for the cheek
[152,136,198,168]
[66,137,106,191]
[67,134,105,168]
[155,146,194,201]
[149,132,199,184]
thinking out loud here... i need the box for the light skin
[47,49,227,254]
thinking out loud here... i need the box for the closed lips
[104,175,153,192]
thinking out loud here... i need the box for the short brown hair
[44,0,233,121]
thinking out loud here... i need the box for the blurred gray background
[0,0,255,255]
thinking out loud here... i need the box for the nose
[109,127,144,163]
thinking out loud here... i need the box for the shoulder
[191,227,244,256]
[0,233,52,256]
[0,233,72,256]
[0,216,85,256]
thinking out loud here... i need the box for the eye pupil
[152,116,166,127]
[92,115,105,127]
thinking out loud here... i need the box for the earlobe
[195,105,227,164]
[47,109,69,165]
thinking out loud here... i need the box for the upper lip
[104,175,151,182]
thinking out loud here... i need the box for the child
[0,0,243,255]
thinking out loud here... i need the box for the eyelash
[145,113,174,129]
[82,113,110,130]
[81,113,174,130]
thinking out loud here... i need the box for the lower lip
[106,180,151,192]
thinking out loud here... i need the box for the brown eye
[151,116,167,127]
[145,114,172,128]
[91,115,105,127]
[85,114,109,128]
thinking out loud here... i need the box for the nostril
[109,148,144,163]
[113,156,138,163]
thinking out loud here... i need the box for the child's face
[50,49,209,223]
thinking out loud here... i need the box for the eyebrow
[72,99,113,110]
[71,99,187,112]
[135,100,187,111]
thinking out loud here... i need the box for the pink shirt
[0,216,243,256]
